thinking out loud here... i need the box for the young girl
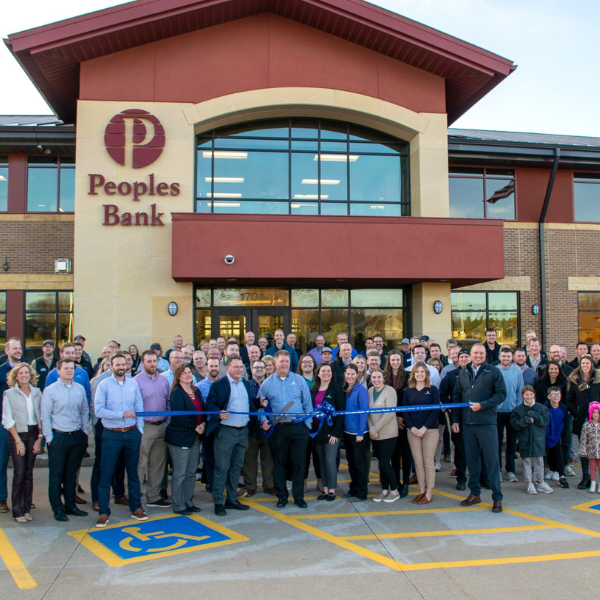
[511,385,552,494]
[579,401,600,493]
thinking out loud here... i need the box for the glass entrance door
[212,308,289,346]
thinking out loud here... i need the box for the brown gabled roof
[5,0,516,124]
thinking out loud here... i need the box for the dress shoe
[246,489,257,497]
[276,499,288,508]
[74,495,87,505]
[265,488,276,496]
[399,485,409,499]
[492,500,503,513]
[187,505,201,513]
[411,492,425,504]
[114,496,129,506]
[417,494,433,505]
[294,500,308,508]
[317,493,328,501]
[92,502,100,512]
[54,511,69,522]
[408,474,418,485]
[214,504,227,516]
[456,481,466,491]
[174,509,193,515]
[65,507,88,517]
[77,485,86,494]
[326,493,336,502]
[224,500,250,511]
[460,494,481,506]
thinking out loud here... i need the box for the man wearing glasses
[242,360,275,497]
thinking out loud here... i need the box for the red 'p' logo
[104,109,165,168]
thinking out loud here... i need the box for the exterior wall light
[168,301,178,316]
[532,304,540,316]
[433,300,443,314]
[55,258,72,274]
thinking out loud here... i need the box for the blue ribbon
[136,402,471,438]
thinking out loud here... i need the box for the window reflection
[574,176,600,223]
[0,161,8,212]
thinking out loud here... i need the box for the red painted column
[6,290,25,342]
[7,155,28,214]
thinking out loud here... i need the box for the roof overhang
[5,0,515,124]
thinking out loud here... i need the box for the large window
[25,291,74,347]
[27,156,75,212]
[574,173,600,223]
[578,293,600,344]
[451,291,518,347]
[0,157,7,212]
[0,292,6,344]
[195,287,407,354]
[196,119,410,216]
[449,167,515,220]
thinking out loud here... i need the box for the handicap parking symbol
[69,514,248,566]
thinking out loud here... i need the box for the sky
[1,0,598,137]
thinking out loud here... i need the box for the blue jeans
[99,428,142,516]
[0,425,9,501]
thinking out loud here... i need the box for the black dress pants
[48,430,88,513]
[344,433,370,500]
[268,423,309,502]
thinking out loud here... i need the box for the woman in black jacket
[535,361,569,404]
[165,364,206,515]
[566,355,600,490]
[311,363,346,501]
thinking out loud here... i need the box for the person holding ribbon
[311,363,345,501]
[368,368,400,503]
[343,364,370,502]
[259,350,312,509]
[404,363,441,505]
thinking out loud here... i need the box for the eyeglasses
[548,393,561,397]
[301,361,313,365]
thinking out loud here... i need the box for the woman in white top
[1,363,43,522]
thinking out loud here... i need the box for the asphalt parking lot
[2,460,600,599]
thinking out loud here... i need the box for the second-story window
[449,167,515,220]
[0,157,7,212]
[574,173,600,223]
[27,156,75,213]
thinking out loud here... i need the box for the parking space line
[0,525,37,589]
[292,506,488,519]
[341,524,554,540]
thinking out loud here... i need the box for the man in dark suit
[206,355,253,516]
[239,331,255,370]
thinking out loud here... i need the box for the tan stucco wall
[75,101,195,357]
[411,282,452,342]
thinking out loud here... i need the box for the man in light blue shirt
[308,334,326,365]
[259,350,312,509]
[160,349,199,387]
[94,353,146,528]
[45,343,91,403]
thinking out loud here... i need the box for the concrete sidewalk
[1,460,600,599]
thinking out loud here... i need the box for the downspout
[539,148,560,347]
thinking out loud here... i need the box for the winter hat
[588,401,600,422]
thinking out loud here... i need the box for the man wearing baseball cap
[33,340,57,392]
[73,335,92,363]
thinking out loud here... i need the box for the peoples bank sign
[88,109,180,226]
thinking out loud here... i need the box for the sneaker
[146,498,172,508]
[373,491,389,503]
[131,508,149,520]
[507,472,518,482]
[449,469,457,478]
[559,477,569,489]
[564,465,576,477]
[551,472,560,481]
[96,514,109,528]
[536,482,554,494]
[434,461,441,472]
[544,471,553,480]
[590,481,598,493]
[382,490,400,503]
[236,488,248,498]
[0,500,8,513]
[526,483,537,495]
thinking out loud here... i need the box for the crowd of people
[1,328,599,527]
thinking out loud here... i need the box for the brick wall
[0,220,74,273]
